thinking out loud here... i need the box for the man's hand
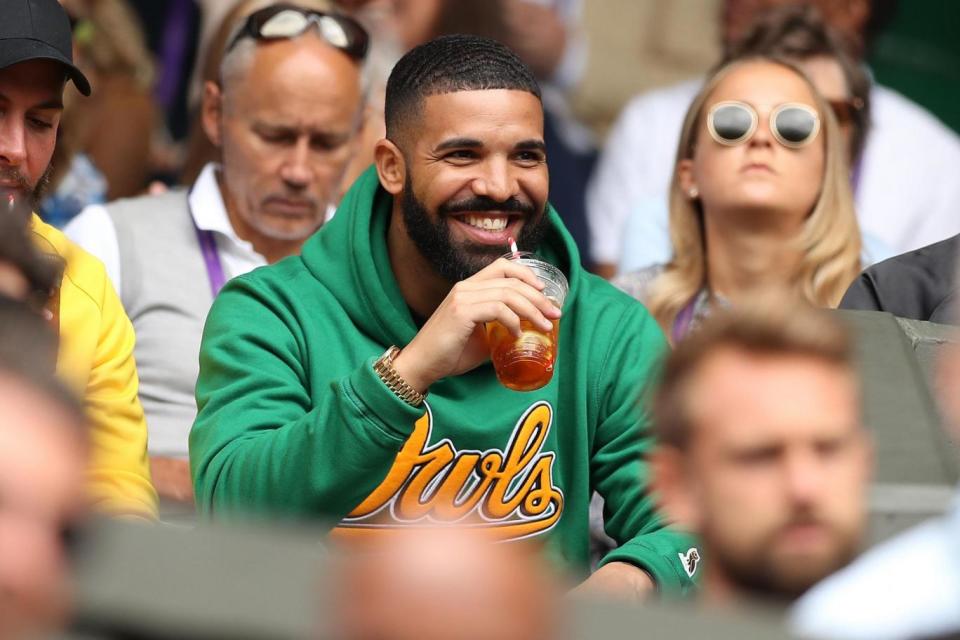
[392,258,561,392]
[571,562,656,603]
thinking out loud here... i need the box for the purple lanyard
[671,298,697,343]
[191,213,227,297]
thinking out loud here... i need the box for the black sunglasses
[707,101,821,149]
[226,4,369,60]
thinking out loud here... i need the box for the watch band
[373,346,426,407]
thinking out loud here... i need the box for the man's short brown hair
[654,295,855,449]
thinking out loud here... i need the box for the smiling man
[190,35,697,598]
[65,4,367,505]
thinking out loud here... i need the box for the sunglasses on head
[225,4,370,60]
[706,101,821,149]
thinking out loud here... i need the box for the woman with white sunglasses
[615,56,862,342]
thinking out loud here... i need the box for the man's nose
[280,138,313,189]
[783,449,825,505]
[0,118,28,169]
[471,158,518,203]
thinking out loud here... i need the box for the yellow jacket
[31,215,157,518]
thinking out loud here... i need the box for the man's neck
[703,210,804,304]
[215,172,306,264]
[386,202,452,320]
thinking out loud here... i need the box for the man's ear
[650,446,701,532]
[374,138,406,195]
[201,80,224,149]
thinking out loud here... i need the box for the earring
[687,187,699,199]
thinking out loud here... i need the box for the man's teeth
[463,215,508,231]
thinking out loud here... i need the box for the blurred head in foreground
[332,526,558,640]
[650,295,871,604]
[0,299,86,638]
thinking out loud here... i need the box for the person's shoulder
[864,234,958,288]
[102,188,189,221]
[884,234,959,269]
[31,215,109,299]
[221,253,312,299]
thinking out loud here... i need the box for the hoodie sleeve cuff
[340,357,426,442]
[598,532,701,596]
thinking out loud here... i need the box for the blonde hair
[647,56,862,333]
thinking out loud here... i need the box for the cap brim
[0,39,91,96]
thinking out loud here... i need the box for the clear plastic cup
[486,252,569,391]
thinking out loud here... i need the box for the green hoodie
[191,166,698,593]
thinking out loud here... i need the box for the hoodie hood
[300,165,583,348]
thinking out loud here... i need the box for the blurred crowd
[1,0,959,638]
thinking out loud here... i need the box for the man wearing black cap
[0,0,157,517]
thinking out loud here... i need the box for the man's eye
[515,151,544,163]
[29,118,53,131]
[733,446,779,466]
[311,137,344,152]
[260,131,294,145]
[445,150,476,161]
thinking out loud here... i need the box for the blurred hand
[149,456,194,504]
[502,0,568,80]
[571,562,656,602]
[393,258,561,392]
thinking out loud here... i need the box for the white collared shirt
[66,164,271,297]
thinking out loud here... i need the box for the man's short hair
[384,34,541,141]
[654,296,855,449]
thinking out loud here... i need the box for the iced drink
[486,254,568,391]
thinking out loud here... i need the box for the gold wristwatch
[373,346,426,407]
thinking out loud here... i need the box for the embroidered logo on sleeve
[678,547,700,578]
[333,401,564,541]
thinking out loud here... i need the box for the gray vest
[107,190,214,457]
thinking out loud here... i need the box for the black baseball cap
[0,0,91,96]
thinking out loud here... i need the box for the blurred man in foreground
[650,297,872,605]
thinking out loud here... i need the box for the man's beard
[704,510,861,603]
[400,176,551,282]
[0,164,53,224]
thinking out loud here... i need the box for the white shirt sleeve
[63,204,123,298]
